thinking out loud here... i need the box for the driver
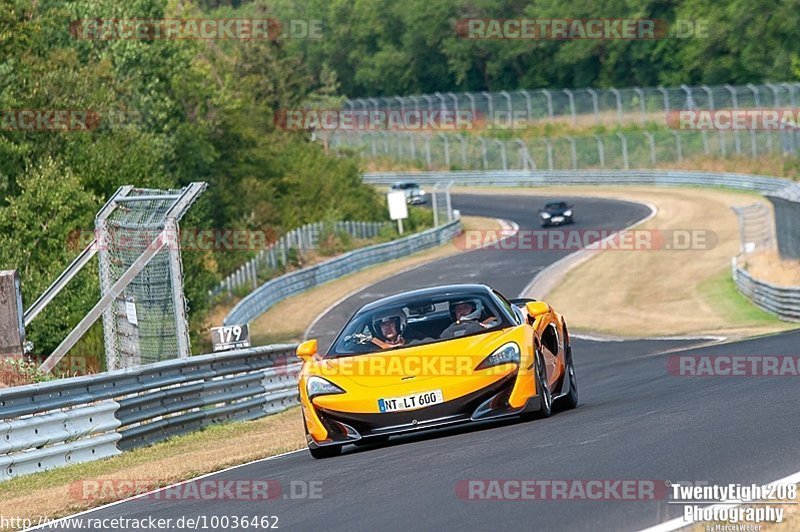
[439,298,498,339]
[369,310,407,349]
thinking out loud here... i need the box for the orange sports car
[295,284,578,458]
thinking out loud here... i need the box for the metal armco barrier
[0,344,299,481]
[365,169,800,322]
[732,263,800,322]
[363,169,794,193]
[225,219,462,326]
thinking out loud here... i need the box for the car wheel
[308,444,342,459]
[557,345,579,410]
[531,348,552,419]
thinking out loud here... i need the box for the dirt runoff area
[457,185,797,339]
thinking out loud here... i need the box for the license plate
[378,390,444,413]
[552,216,564,222]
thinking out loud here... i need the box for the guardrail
[365,169,800,322]
[732,261,800,322]
[0,345,299,481]
[224,219,462,326]
[363,169,794,193]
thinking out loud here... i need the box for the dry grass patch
[455,186,796,338]
[741,250,800,286]
[249,216,503,343]
[0,407,306,528]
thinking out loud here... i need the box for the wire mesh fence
[345,82,800,126]
[326,128,800,171]
[97,187,204,370]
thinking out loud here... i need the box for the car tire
[308,444,342,459]
[527,347,552,419]
[557,345,579,410]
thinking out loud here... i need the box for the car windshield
[328,292,510,357]
[545,202,568,210]
[392,183,419,190]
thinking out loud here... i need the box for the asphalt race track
[47,194,800,532]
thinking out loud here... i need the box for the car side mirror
[296,339,318,361]
[525,301,550,322]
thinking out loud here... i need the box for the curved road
[49,194,800,532]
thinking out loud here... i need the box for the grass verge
[0,407,306,529]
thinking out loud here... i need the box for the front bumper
[306,372,538,448]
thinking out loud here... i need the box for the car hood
[315,328,516,389]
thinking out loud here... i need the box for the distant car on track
[390,181,427,204]
[539,201,574,227]
[295,284,578,458]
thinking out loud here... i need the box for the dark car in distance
[539,201,574,227]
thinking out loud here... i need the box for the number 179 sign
[211,324,251,352]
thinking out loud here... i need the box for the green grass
[698,269,787,326]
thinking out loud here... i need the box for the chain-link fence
[209,220,390,299]
[731,204,775,255]
[97,186,205,370]
[346,82,800,126]
[326,128,800,171]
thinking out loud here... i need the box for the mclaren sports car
[296,284,578,458]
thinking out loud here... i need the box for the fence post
[643,132,656,165]
[482,91,493,123]
[495,139,508,170]
[500,90,512,118]
[465,93,476,123]
[541,89,553,118]
[566,136,577,169]
[594,135,605,168]
[438,133,451,168]
[458,135,468,168]
[479,137,489,169]
[672,132,683,161]
[587,88,599,123]
[633,87,646,124]
[563,89,576,123]
[520,90,532,121]
[515,139,535,170]
[544,139,554,170]
[424,136,432,168]
[431,184,439,227]
[658,86,669,113]
[617,132,629,169]
[610,88,622,122]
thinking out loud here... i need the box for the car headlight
[475,342,520,370]
[564,209,572,217]
[418,189,425,195]
[306,376,345,399]
[540,212,551,219]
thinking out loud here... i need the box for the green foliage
[0,358,56,386]
[0,0,384,362]
[274,0,800,96]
